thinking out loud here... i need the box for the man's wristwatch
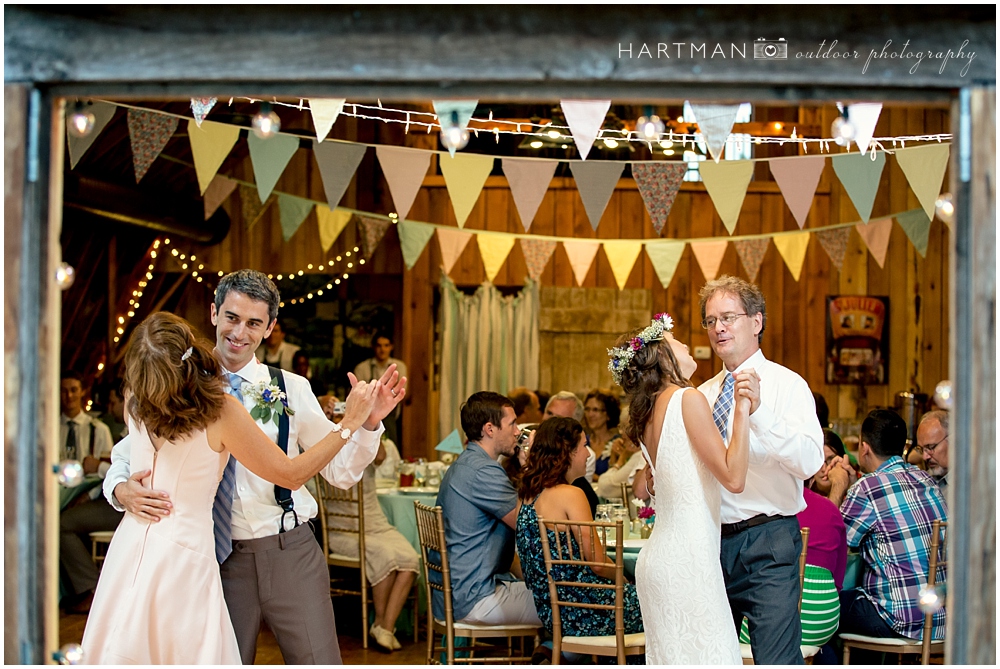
[336,424,352,440]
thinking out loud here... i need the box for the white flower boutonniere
[244,379,296,426]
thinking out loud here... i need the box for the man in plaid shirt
[837,409,948,642]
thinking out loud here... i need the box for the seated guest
[292,351,328,398]
[836,410,948,643]
[809,428,848,497]
[541,391,598,517]
[97,380,128,441]
[254,318,300,370]
[595,411,646,501]
[916,410,949,493]
[583,389,621,478]
[374,436,402,482]
[516,417,643,639]
[509,386,544,425]
[813,391,830,429]
[433,392,542,626]
[535,390,551,416]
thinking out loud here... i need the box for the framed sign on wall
[825,296,890,385]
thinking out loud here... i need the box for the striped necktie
[212,373,243,563]
[712,372,735,443]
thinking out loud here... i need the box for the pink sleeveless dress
[81,419,240,664]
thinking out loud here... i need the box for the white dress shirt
[698,349,824,525]
[596,450,647,499]
[104,356,382,539]
[61,412,114,478]
[255,341,301,371]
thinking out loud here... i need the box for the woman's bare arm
[682,388,750,493]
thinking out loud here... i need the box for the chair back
[537,516,628,664]
[314,475,366,563]
[414,502,457,659]
[619,483,637,521]
[798,527,810,612]
[921,520,947,664]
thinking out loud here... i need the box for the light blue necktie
[212,373,242,563]
[712,373,735,442]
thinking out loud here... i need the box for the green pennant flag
[831,152,887,223]
[397,219,437,270]
[895,209,932,257]
[248,132,300,203]
[276,194,314,241]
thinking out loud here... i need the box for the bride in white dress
[609,313,751,664]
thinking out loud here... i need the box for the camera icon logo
[754,37,788,60]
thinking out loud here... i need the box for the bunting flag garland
[733,238,770,283]
[432,100,479,156]
[247,132,300,203]
[308,98,346,142]
[203,174,238,220]
[831,151,886,223]
[188,119,241,195]
[357,215,392,259]
[438,153,494,228]
[67,102,117,169]
[476,234,517,282]
[570,161,626,230]
[560,99,611,160]
[375,146,431,220]
[190,97,217,127]
[315,205,352,253]
[690,240,728,282]
[436,227,475,274]
[396,219,437,270]
[562,240,601,286]
[769,155,826,228]
[276,193,315,241]
[699,159,754,234]
[126,109,178,182]
[520,239,558,280]
[895,209,932,257]
[815,227,850,272]
[313,140,367,209]
[687,103,743,163]
[602,240,643,290]
[501,157,558,231]
[855,217,893,268]
[632,163,687,234]
[848,103,882,156]
[239,184,271,229]
[644,241,685,289]
[894,144,951,222]
[771,231,811,281]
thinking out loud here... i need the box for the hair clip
[181,346,194,362]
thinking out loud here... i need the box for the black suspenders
[267,365,298,533]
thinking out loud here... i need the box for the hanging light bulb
[55,460,85,488]
[439,110,470,152]
[933,380,953,410]
[934,193,955,225]
[635,112,665,141]
[251,102,281,139]
[831,114,856,147]
[54,643,85,665]
[55,262,76,290]
[67,102,96,139]
[529,140,543,149]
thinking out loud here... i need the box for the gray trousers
[59,497,123,596]
[720,516,804,665]
[221,522,342,665]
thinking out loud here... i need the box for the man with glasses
[916,410,950,493]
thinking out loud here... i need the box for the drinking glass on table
[613,508,631,538]
[413,458,427,487]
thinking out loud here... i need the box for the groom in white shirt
[698,276,823,665]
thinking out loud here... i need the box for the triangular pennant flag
[501,158,558,231]
[687,103,742,163]
[276,194,315,242]
[570,161,626,230]
[815,228,850,272]
[247,132,300,203]
[432,100,479,156]
[375,146,432,220]
[357,215,391,259]
[700,160,754,234]
[644,241,685,289]
[434,428,464,454]
[562,240,601,286]
[519,239,558,280]
[66,102,117,169]
[438,153,494,228]
[733,238,770,283]
[602,240,643,290]
[690,240,728,282]
[190,97,217,127]
[314,205,352,253]
[396,219,437,270]
[308,98,346,142]
[203,174,238,220]
[895,209,932,257]
[188,119,241,195]
[313,140,367,209]
[855,217,893,268]
[772,231,811,281]
[632,163,689,235]
[560,100,611,160]
[769,156,826,228]
[126,109,178,182]
[476,234,517,282]
[436,227,475,274]
[894,144,951,222]
[239,184,272,229]
[847,103,882,156]
[831,152,887,223]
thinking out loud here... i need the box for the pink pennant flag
[436,227,475,275]
[127,109,178,183]
[357,215,392,260]
[203,174,238,220]
[690,240,729,282]
[375,146,432,220]
[733,239,769,283]
[562,240,601,286]
[855,217,893,268]
[815,227,851,272]
[190,97,217,127]
[501,158,558,231]
[519,239,558,280]
[560,100,611,160]
[769,156,826,229]
[632,163,687,235]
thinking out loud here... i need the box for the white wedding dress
[634,387,741,665]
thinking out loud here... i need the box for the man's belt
[721,513,792,537]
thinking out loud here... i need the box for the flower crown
[607,313,674,386]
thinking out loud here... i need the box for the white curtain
[438,276,539,443]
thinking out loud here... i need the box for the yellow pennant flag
[894,144,951,222]
[771,231,811,281]
[602,240,643,290]
[439,153,495,227]
[315,206,352,253]
[699,160,755,234]
[188,119,240,195]
[476,234,517,282]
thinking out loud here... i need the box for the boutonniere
[244,378,296,425]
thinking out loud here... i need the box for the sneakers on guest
[369,623,396,653]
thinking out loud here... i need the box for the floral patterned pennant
[190,97,217,127]
[357,215,392,259]
[632,163,687,235]
[519,238,558,281]
[814,227,850,272]
[239,184,272,229]
[733,238,770,283]
[127,109,178,183]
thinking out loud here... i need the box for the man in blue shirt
[433,391,541,626]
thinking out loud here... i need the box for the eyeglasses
[916,435,948,454]
[701,313,748,329]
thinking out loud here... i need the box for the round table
[376,488,439,553]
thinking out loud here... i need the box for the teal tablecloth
[60,476,103,510]
[376,489,439,553]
